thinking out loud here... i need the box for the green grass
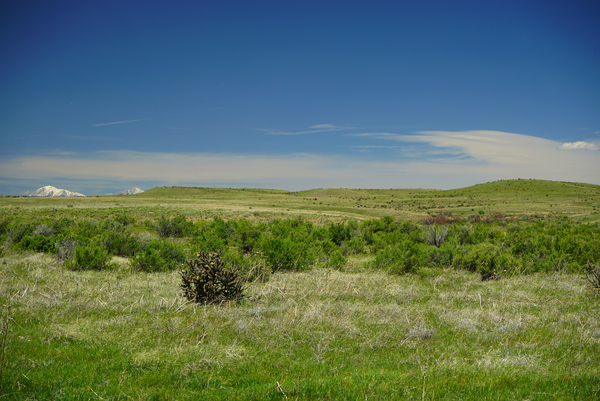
[1,252,599,399]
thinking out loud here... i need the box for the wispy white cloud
[347,145,400,149]
[263,124,353,136]
[2,131,599,192]
[308,124,351,130]
[355,130,573,164]
[62,135,122,141]
[14,134,40,139]
[94,118,152,127]
[349,130,600,183]
[558,141,599,150]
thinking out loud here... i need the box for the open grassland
[1,179,599,399]
[1,253,599,400]
[2,179,600,223]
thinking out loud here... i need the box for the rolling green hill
[137,179,600,221]
[2,179,599,222]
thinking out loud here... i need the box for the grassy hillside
[2,179,599,223]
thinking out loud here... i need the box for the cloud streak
[94,118,152,126]
[2,131,599,193]
[62,135,123,141]
[263,124,353,136]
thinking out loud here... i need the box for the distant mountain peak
[108,187,144,196]
[29,185,86,197]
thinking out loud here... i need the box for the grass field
[1,179,599,400]
[2,179,600,224]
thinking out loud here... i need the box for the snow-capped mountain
[29,185,86,197]
[108,187,144,195]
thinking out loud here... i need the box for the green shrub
[585,262,600,290]
[51,217,75,235]
[325,250,347,270]
[422,224,448,248]
[0,218,11,236]
[99,232,142,257]
[328,222,352,246]
[340,236,365,255]
[67,245,113,270]
[220,249,271,283]
[209,216,236,241]
[4,223,33,247]
[189,229,227,254]
[423,241,457,268]
[319,239,338,256]
[55,237,77,263]
[114,214,135,226]
[371,240,422,275]
[32,224,54,237]
[131,240,186,272]
[234,219,263,253]
[259,236,311,272]
[18,235,56,253]
[100,218,128,234]
[156,215,196,238]
[71,220,103,239]
[452,242,521,280]
[180,251,244,304]
[368,230,411,254]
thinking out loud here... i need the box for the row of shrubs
[1,213,599,280]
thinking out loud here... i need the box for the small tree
[180,251,244,304]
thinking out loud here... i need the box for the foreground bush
[180,251,244,304]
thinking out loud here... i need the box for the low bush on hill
[4,222,34,247]
[131,240,187,272]
[156,215,196,238]
[98,231,142,257]
[370,239,421,275]
[17,235,56,253]
[452,242,521,280]
[55,237,77,263]
[218,249,271,283]
[67,244,114,270]
[260,236,311,272]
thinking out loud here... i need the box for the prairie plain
[0,179,599,400]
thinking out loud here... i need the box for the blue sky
[1,0,599,195]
